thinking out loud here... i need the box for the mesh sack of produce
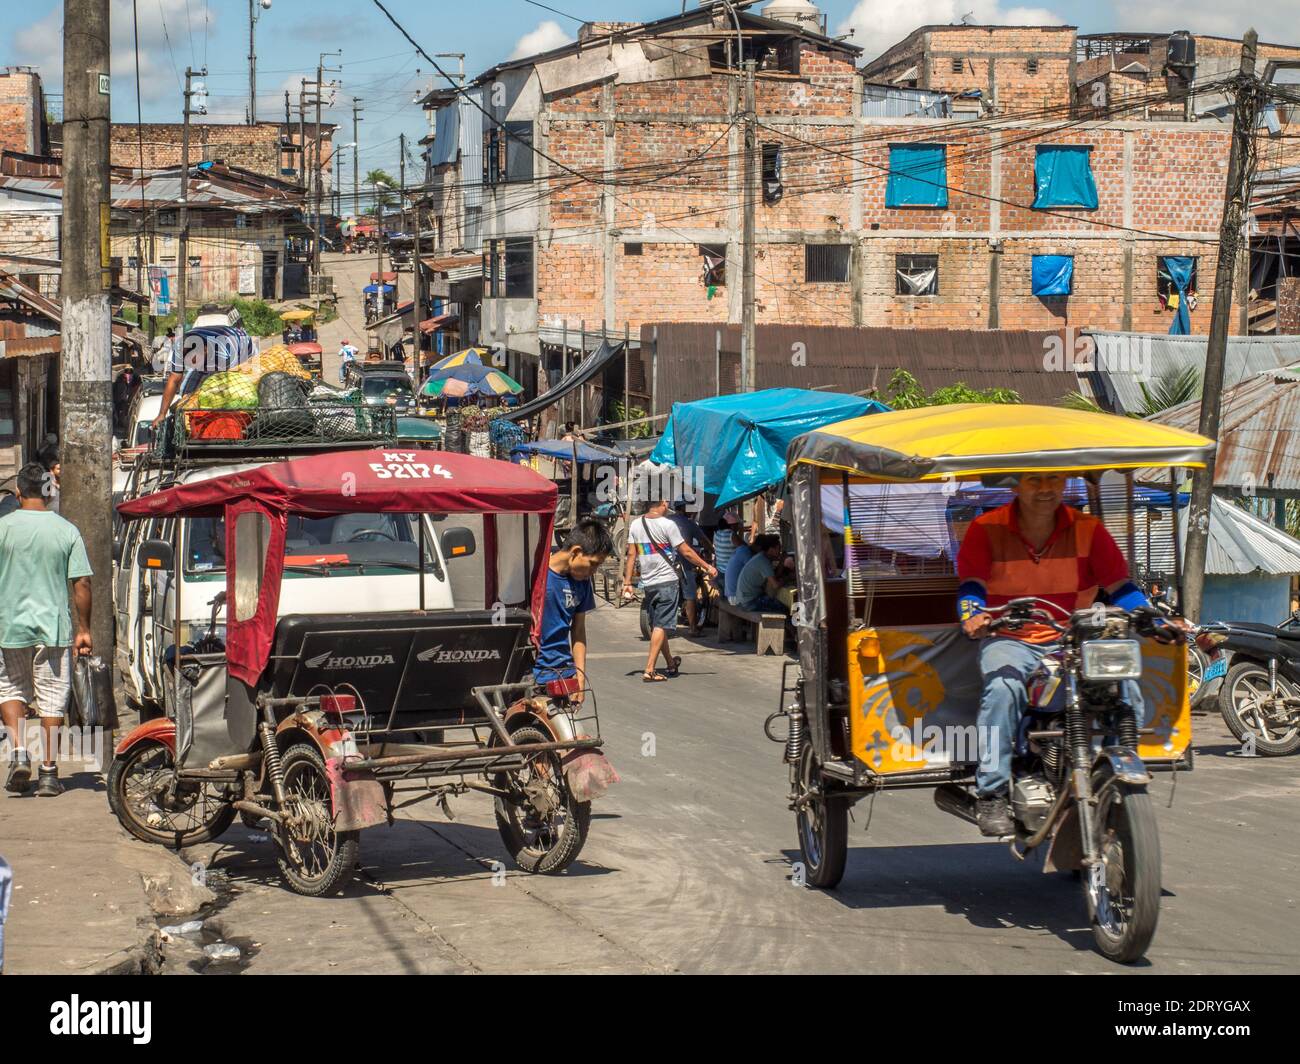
[237,343,311,383]
[194,369,260,410]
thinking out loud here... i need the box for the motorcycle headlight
[1081,639,1143,682]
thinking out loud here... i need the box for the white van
[115,459,467,715]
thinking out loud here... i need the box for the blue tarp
[1034,145,1098,209]
[1160,256,1195,335]
[513,439,620,463]
[650,388,888,508]
[1031,254,1074,296]
[885,144,948,208]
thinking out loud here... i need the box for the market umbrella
[427,347,486,373]
[421,364,523,399]
[362,283,394,294]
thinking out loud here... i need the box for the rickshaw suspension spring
[1065,707,1089,761]
[259,723,287,804]
[784,707,805,764]
[1118,710,1139,749]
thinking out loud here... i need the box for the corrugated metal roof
[1134,496,1300,576]
[862,83,950,118]
[1084,331,1300,415]
[1150,367,1300,493]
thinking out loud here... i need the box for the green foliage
[610,399,653,438]
[230,298,282,337]
[1137,365,1201,418]
[365,169,398,208]
[1059,390,1104,413]
[878,368,1021,409]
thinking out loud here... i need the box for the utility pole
[740,57,757,394]
[351,98,363,219]
[248,0,271,125]
[178,67,205,360]
[413,189,426,385]
[60,0,114,672]
[297,81,305,184]
[1182,28,1261,621]
[399,132,407,239]
[311,51,341,287]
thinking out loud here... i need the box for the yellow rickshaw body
[785,405,1215,779]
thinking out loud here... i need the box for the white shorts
[0,645,72,718]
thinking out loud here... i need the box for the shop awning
[370,271,398,283]
[419,312,459,334]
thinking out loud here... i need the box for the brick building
[107,120,335,190]
[411,1,1300,402]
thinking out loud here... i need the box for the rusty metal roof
[1152,366,1300,494]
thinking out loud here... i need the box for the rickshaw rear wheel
[1087,775,1160,964]
[107,740,236,848]
[273,743,360,898]
[795,746,848,889]
[494,726,591,875]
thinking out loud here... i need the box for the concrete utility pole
[1182,29,1261,621]
[399,132,407,239]
[740,58,757,393]
[311,51,341,285]
[352,98,363,218]
[413,190,426,384]
[248,0,271,125]
[178,67,204,355]
[60,0,114,669]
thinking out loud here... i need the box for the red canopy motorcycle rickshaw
[109,448,612,896]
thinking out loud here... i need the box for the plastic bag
[562,749,620,803]
[71,654,116,730]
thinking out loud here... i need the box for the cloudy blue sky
[3,0,1291,194]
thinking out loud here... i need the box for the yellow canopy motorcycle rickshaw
[773,404,1215,963]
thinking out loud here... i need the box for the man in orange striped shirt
[956,472,1151,835]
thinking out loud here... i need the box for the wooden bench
[717,599,785,655]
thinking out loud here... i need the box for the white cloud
[13,0,217,108]
[1116,1,1294,45]
[837,1,1066,65]
[508,20,572,61]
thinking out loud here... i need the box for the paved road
[312,251,404,386]
[173,602,1300,974]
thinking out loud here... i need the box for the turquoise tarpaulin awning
[1034,145,1098,209]
[1031,254,1074,295]
[885,144,948,208]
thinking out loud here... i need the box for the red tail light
[320,694,357,713]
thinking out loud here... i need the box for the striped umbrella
[421,364,523,399]
[427,347,487,373]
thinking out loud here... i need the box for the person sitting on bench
[734,534,792,616]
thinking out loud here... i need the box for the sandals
[642,671,668,683]
[664,656,682,677]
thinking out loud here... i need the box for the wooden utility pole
[740,58,757,394]
[1183,29,1260,621]
[60,0,114,669]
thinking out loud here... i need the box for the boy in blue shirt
[534,519,614,701]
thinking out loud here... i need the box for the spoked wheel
[1218,662,1300,756]
[494,726,590,874]
[1185,643,1208,705]
[1086,774,1161,964]
[107,740,235,848]
[794,745,848,889]
[273,743,359,897]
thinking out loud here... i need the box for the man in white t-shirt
[623,496,716,683]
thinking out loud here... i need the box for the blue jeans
[976,637,1145,796]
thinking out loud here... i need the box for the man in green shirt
[1,463,93,797]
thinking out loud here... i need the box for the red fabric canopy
[369,270,398,283]
[120,450,557,686]
[288,341,323,356]
[119,448,556,519]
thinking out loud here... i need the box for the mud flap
[325,757,388,832]
[561,749,620,803]
[1044,803,1083,873]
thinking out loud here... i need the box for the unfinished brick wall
[0,71,43,155]
[0,209,59,296]
[107,122,331,183]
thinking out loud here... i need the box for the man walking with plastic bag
[0,463,93,797]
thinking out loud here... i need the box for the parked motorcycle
[1200,611,1300,755]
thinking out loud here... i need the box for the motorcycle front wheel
[1218,662,1300,756]
[1086,775,1160,964]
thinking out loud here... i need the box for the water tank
[760,0,823,34]
[1167,30,1196,78]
